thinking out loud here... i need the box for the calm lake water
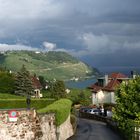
[65,78,97,89]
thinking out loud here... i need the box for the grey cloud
[0,0,140,70]
[76,33,140,56]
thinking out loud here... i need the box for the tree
[78,91,89,105]
[113,76,140,139]
[66,89,92,106]
[0,71,15,93]
[39,75,46,89]
[49,80,66,99]
[14,65,34,97]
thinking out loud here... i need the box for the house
[89,72,135,105]
[31,76,43,98]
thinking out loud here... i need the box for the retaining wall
[0,109,73,140]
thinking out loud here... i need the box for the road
[67,118,122,140]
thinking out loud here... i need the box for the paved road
[68,118,122,140]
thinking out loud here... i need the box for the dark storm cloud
[0,0,140,68]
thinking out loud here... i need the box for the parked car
[79,107,90,113]
[87,108,101,115]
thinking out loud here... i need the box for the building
[31,76,43,98]
[89,72,135,105]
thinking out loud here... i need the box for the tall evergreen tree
[14,65,34,97]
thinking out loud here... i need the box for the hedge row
[0,99,55,110]
[38,99,72,126]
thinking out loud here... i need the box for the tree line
[0,65,67,99]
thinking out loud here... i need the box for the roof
[90,72,128,92]
[90,82,103,93]
[103,79,120,91]
[109,72,127,79]
[31,76,42,89]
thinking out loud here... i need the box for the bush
[0,98,55,109]
[0,93,25,99]
[67,88,92,106]
[38,99,72,126]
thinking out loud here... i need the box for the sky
[0,0,140,73]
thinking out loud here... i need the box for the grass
[38,99,72,126]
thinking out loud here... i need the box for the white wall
[92,90,116,105]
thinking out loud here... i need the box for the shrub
[38,99,72,126]
[67,88,92,106]
[0,93,24,99]
[0,98,55,110]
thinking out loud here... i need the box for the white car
[87,108,101,115]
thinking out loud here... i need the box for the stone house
[89,72,135,105]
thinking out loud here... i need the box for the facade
[31,76,43,98]
[89,72,135,105]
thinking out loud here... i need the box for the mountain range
[0,51,99,81]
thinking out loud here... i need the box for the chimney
[131,71,136,79]
[104,74,108,86]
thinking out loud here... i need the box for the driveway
[68,118,122,140]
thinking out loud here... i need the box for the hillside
[0,51,99,80]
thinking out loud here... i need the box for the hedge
[38,99,72,126]
[0,93,24,99]
[0,99,55,110]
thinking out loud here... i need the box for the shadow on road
[67,118,122,140]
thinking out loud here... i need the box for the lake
[65,78,97,89]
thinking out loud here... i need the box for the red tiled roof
[109,72,127,79]
[31,76,42,89]
[90,72,127,92]
[90,82,103,93]
[103,79,120,91]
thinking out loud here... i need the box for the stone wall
[57,115,73,140]
[0,109,73,140]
